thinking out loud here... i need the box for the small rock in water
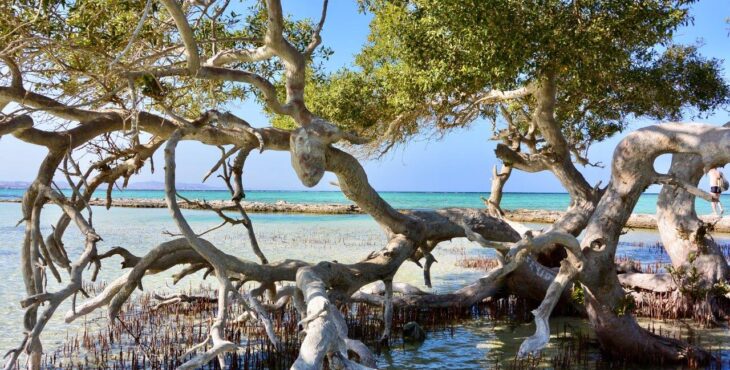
[402,321,426,343]
[276,200,288,205]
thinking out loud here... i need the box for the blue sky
[0,0,728,192]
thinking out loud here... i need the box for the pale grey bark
[576,123,730,363]
[657,148,730,293]
[7,88,726,369]
[485,164,513,217]
[491,77,601,247]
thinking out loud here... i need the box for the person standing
[708,166,725,216]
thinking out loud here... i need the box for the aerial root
[516,231,584,357]
[4,186,101,370]
[517,259,580,357]
[293,266,376,370]
[423,251,437,288]
[177,282,237,370]
[164,131,281,368]
[379,279,393,345]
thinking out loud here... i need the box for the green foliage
[309,0,729,152]
[614,292,636,316]
[711,280,730,296]
[667,263,704,300]
[271,66,398,131]
[1,0,331,120]
[2,0,728,155]
[665,252,730,301]
[571,283,585,305]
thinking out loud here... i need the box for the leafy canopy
[305,0,729,154]
[1,0,331,119]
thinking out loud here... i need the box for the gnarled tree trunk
[577,123,730,364]
[659,153,729,283]
[656,149,730,323]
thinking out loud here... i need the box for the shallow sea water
[0,202,729,368]
[1,188,726,215]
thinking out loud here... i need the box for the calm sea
[0,193,727,366]
[0,188,721,215]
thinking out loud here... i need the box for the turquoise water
[0,188,723,215]
[0,194,728,367]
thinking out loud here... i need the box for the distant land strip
[1,197,729,233]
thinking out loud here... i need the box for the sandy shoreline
[2,197,729,233]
